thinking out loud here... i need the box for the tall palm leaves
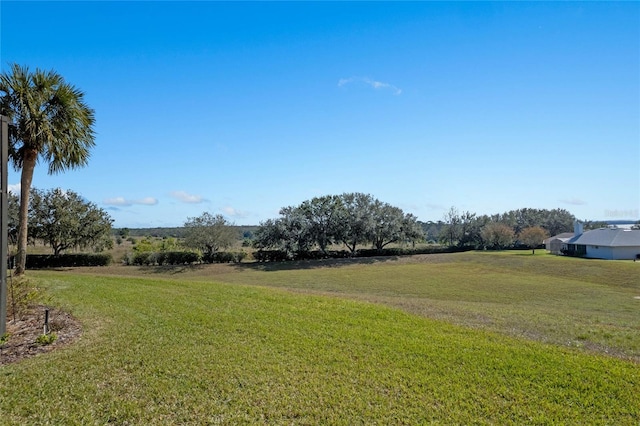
[0,64,95,275]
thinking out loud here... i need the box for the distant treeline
[113,226,259,239]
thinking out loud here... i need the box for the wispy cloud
[221,206,247,219]
[104,196,158,207]
[170,191,206,204]
[338,76,402,95]
[560,197,587,206]
[424,203,446,211]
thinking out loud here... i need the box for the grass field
[1,251,638,424]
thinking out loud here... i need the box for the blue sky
[1,1,638,228]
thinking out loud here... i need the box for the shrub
[253,250,292,263]
[162,251,201,265]
[204,251,247,263]
[125,251,201,266]
[25,254,112,268]
[131,252,152,266]
[252,246,471,262]
[35,333,57,345]
[7,276,40,321]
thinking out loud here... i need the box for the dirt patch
[1,305,82,366]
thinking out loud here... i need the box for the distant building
[562,221,640,260]
[544,232,574,255]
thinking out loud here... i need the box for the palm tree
[0,64,95,275]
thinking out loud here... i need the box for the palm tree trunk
[14,150,37,276]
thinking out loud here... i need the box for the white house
[563,224,640,260]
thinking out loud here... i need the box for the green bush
[205,251,247,264]
[131,252,152,266]
[25,254,112,268]
[357,246,473,258]
[252,246,472,263]
[161,251,201,265]
[253,250,292,262]
[35,333,57,345]
[294,250,350,260]
[125,251,201,266]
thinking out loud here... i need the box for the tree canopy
[518,226,549,254]
[254,193,424,256]
[481,222,515,250]
[29,188,113,255]
[437,207,575,249]
[183,212,238,259]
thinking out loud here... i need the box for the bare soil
[1,305,82,366]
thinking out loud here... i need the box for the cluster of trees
[424,207,576,252]
[254,193,423,256]
[122,212,244,265]
[8,188,113,255]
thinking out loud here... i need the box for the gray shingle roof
[566,228,640,247]
[544,232,574,244]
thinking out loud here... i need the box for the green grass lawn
[1,251,638,424]
[144,250,640,360]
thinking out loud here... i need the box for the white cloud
[104,197,130,206]
[338,76,402,95]
[170,191,205,204]
[560,197,587,206]
[221,206,247,219]
[104,196,158,206]
[137,197,158,205]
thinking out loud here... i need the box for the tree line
[427,207,577,249]
[252,201,587,258]
[253,193,423,257]
[418,206,602,253]
[5,187,602,264]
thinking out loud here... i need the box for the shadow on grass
[120,250,475,274]
[134,264,210,275]
[129,257,400,274]
[231,255,401,272]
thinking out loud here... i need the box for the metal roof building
[564,227,640,260]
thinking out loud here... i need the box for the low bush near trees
[25,254,112,268]
[124,251,201,266]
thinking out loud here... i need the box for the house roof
[566,228,640,247]
[544,232,574,243]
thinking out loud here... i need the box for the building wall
[547,239,564,255]
[584,245,640,260]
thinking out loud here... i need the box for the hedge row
[124,251,248,266]
[202,251,247,264]
[25,254,112,268]
[253,246,473,262]
[125,251,201,266]
[357,245,474,257]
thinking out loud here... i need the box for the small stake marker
[44,309,50,335]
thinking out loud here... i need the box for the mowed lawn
[1,252,638,424]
